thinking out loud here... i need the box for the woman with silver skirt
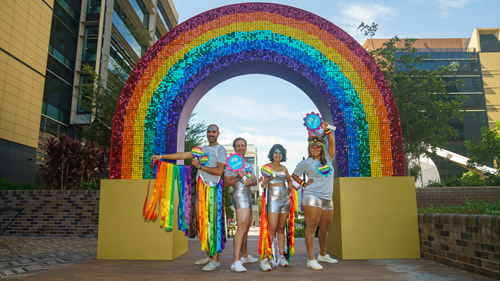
[258,144,293,271]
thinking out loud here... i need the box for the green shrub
[0,177,40,190]
[426,171,489,187]
[418,198,500,215]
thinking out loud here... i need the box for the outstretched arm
[150,151,192,162]
[321,121,335,158]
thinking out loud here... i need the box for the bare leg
[303,205,322,261]
[276,212,289,256]
[241,208,252,258]
[233,208,251,263]
[318,209,333,256]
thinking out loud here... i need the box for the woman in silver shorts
[258,144,293,271]
[292,121,338,270]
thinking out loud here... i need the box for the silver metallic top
[268,165,287,186]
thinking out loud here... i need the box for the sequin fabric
[109,3,405,179]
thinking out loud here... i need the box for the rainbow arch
[110,3,405,179]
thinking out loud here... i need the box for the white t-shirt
[293,147,334,200]
[197,144,227,183]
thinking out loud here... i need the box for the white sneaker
[317,254,338,264]
[231,261,247,272]
[307,259,323,270]
[279,255,289,267]
[260,258,272,271]
[202,260,221,271]
[240,254,258,263]
[194,256,211,265]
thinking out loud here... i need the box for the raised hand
[321,121,329,130]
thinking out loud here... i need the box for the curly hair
[268,144,287,162]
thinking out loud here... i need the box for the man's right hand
[150,155,161,161]
[192,158,200,169]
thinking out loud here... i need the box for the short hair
[268,144,287,162]
[232,137,247,148]
[207,124,219,131]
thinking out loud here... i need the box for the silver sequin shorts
[302,194,333,210]
[267,185,291,213]
[232,187,252,210]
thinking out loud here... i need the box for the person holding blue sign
[292,121,338,270]
[224,137,259,272]
[150,124,227,272]
[258,144,294,271]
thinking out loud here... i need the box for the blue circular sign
[305,114,321,130]
[227,154,244,172]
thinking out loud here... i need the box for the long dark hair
[267,144,287,162]
[308,145,326,165]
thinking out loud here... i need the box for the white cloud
[237,125,260,132]
[334,2,396,44]
[434,0,473,18]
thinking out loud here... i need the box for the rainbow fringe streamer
[143,161,193,235]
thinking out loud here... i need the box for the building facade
[0,0,178,183]
[363,28,500,178]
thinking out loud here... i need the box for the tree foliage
[359,23,466,164]
[465,121,500,171]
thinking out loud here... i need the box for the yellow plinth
[328,177,420,260]
[97,179,187,260]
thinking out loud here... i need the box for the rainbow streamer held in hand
[191,146,203,158]
[261,164,274,178]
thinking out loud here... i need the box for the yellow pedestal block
[328,177,420,260]
[97,179,187,260]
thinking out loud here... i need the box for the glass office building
[364,31,500,179]
[0,0,178,183]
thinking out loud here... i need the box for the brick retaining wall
[418,213,500,279]
[415,187,500,208]
[0,190,99,236]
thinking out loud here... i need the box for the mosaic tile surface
[109,3,405,179]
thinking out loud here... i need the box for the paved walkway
[0,234,494,280]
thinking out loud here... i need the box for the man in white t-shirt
[151,124,227,271]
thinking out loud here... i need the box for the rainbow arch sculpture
[110,3,405,179]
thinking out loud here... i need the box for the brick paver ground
[1,234,494,280]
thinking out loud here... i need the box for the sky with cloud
[172,0,499,170]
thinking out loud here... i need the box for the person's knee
[268,225,278,235]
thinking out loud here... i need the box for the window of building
[113,2,143,57]
[479,34,500,52]
[82,26,99,62]
[46,55,74,85]
[444,77,483,93]
[49,1,80,70]
[245,157,255,164]
[157,0,170,31]
[130,0,149,29]
[42,73,73,124]
[77,75,91,114]
[87,0,101,14]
